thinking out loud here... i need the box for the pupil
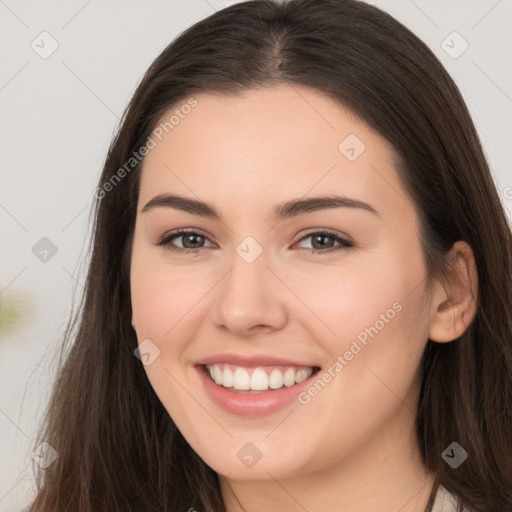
[313,235,332,249]
[184,234,202,248]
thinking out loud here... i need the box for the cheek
[131,270,179,337]
[320,251,430,410]
[130,250,208,425]
[130,242,205,339]
[284,254,413,344]
[299,245,430,388]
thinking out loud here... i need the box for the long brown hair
[29,1,512,510]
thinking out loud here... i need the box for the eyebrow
[141,193,380,220]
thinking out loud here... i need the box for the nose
[212,247,288,338]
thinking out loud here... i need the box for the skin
[130,84,478,512]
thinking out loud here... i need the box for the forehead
[138,84,411,222]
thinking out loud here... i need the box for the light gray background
[1,0,511,510]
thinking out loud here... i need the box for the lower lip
[195,365,319,417]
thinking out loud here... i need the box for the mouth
[200,363,322,394]
[193,353,323,416]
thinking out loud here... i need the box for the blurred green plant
[0,291,30,339]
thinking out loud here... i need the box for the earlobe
[428,240,478,343]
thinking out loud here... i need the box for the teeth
[295,369,310,384]
[268,369,284,389]
[250,368,269,390]
[223,367,234,387]
[283,368,295,387]
[205,364,314,391]
[213,365,223,385]
[233,367,250,390]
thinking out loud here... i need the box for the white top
[432,485,468,512]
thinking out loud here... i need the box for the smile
[205,363,316,392]
[195,361,321,417]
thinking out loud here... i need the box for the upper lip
[194,353,320,369]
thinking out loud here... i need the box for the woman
[29,0,512,511]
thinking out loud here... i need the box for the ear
[428,240,478,343]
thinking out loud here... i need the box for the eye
[156,229,214,254]
[294,230,354,254]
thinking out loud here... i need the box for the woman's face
[130,84,435,480]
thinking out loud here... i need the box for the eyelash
[155,228,354,255]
